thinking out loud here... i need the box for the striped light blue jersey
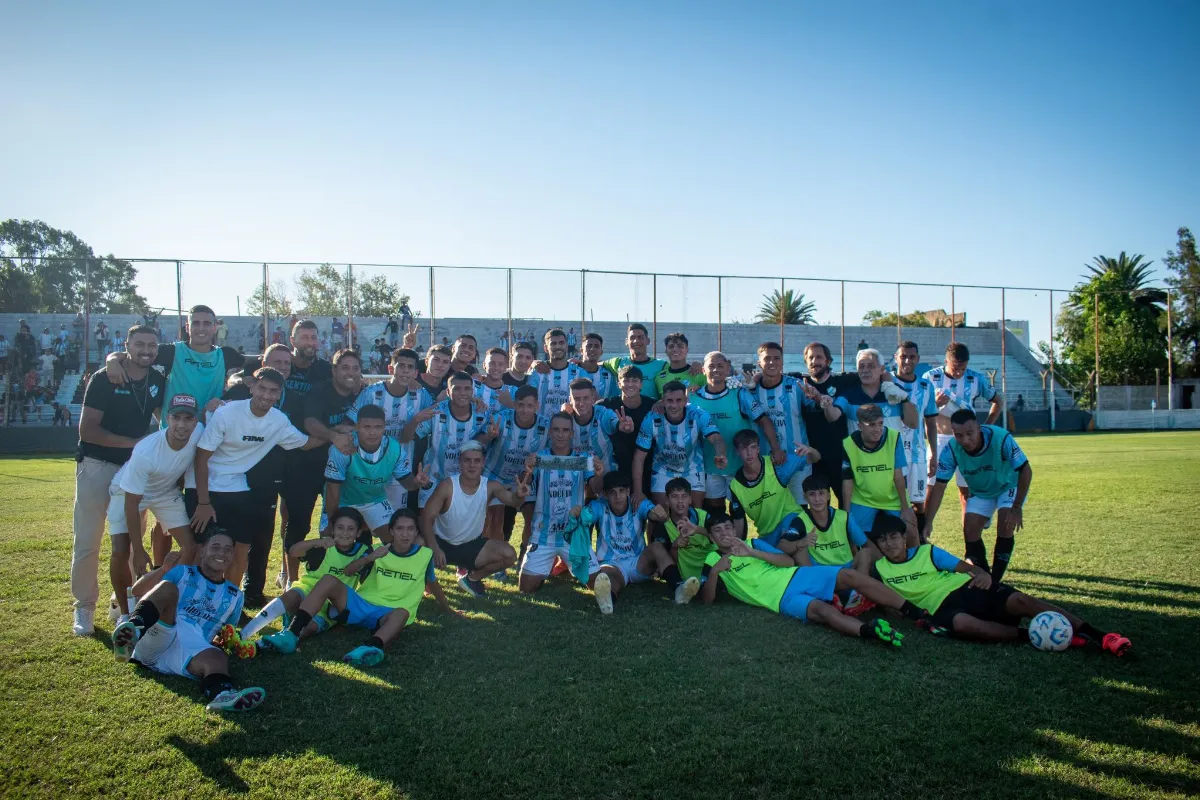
[324,433,411,506]
[529,448,595,547]
[577,365,618,400]
[347,382,430,468]
[474,380,515,418]
[571,406,620,472]
[635,406,718,475]
[892,374,938,466]
[163,564,244,643]
[583,497,656,564]
[833,385,906,432]
[923,366,998,416]
[414,401,492,489]
[484,410,552,485]
[528,364,584,417]
[747,376,818,453]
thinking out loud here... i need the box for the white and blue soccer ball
[1028,611,1073,652]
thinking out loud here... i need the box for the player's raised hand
[486,418,501,440]
[648,503,669,522]
[318,536,336,548]
[514,473,530,500]
[770,447,787,466]
[801,381,820,401]
[675,519,695,540]
[402,324,419,349]
[727,539,753,557]
[190,502,217,533]
[413,462,432,489]
[532,360,552,375]
[414,406,438,423]
[935,390,950,408]
[591,458,606,480]
[372,544,392,560]
[617,408,634,433]
[524,452,538,472]
[331,431,355,456]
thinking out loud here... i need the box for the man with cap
[105,393,205,623]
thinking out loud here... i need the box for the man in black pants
[793,342,860,506]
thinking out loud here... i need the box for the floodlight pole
[175,261,184,341]
[1048,290,1056,431]
[1167,289,1174,410]
[1001,288,1008,430]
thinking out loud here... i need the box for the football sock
[129,599,160,634]
[661,565,682,591]
[200,673,234,700]
[899,601,925,620]
[858,621,877,639]
[992,537,1015,583]
[1016,627,1030,643]
[286,609,313,636]
[1079,622,1104,641]
[364,636,384,650]
[915,512,927,541]
[241,598,287,639]
[964,540,989,572]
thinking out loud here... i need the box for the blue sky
[3,1,1197,346]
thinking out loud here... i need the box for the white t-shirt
[111,425,205,503]
[196,400,309,492]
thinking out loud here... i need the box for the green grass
[2,432,1199,799]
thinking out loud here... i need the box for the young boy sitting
[867,514,1131,655]
[240,507,372,641]
[700,512,930,645]
[264,509,457,667]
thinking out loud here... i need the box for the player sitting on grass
[728,428,820,553]
[867,514,1130,655]
[111,529,266,713]
[263,509,456,667]
[240,507,372,641]
[649,477,717,585]
[699,512,928,645]
[569,471,700,613]
[799,474,874,572]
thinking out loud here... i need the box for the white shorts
[131,622,214,679]
[936,434,968,488]
[323,499,394,532]
[965,486,1020,520]
[651,469,705,494]
[603,553,654,585]
[520,542,598,578]
[106,492,190,536]
[704,474,734,499]
[384,482,408,512]
[906,459,929,504]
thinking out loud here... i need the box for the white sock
[240,598,287,639]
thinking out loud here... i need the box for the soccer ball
[1027,611,1073,652]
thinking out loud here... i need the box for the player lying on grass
[111,529,266,712]
[263,509,456,667]
[568,471,700,614]
[922,408,1033,583]
[240,507,371,641]
[699,512,929,645]
[867,514,1130,655]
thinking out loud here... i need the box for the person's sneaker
[213,623,238,652]
[343,645,386,667]
[72,608,95,637]
[831,593,845,613]
[674,576,700,605]
[842,592,877,618]
[915,614,949,636]
[868,618,904,647]
[1069,635,1089,649]
[456,567,469,579]
[112,619,140,662]
[206,687,266,712]
[491,570,509,583]
[593,573,614,615]
[262,629,299,654]
[107,594,121,624]
[457,573,487,598]
[1102,632,1131,657]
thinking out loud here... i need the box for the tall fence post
[652,274,658,359]
[262,263,270,352]
[717,277,723,352]
[580,270,587,338]
[839,280,845,371]
[779,278,785,351]
[346,264,354,351]
[1093,291,1101,414]
[1167,289,1174,410]
[506,269,513,348]
[950,286,956,343]
[428,266,436,350]
[896,283,902,347]
[1048,290,1057,431]
[175,261,184,341]
[1000,288,1008,430]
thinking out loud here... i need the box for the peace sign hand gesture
[402,324,420,349]
[617,407,634,433]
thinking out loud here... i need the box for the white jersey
[194,401,309,492]
[578,365,617,399]
[583,497,656,564]
[571,406,620,472]
[111,425,204,503]
[349,382,430,440]
[746,376,815,453]
[529,448,595,548]
[474,381,515,417]
[923,366,998,417]
[484,410,551,485]
[433,474,489,545]
[892,374,938,467]
[528,364,582,417]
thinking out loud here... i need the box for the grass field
[1,432,1199,800]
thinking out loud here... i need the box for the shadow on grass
[1015,569,1200,596]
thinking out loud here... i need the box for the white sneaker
[674,576,701,605]
[72,608,95,636]
[593,573,614,615]
[206,687,267,712]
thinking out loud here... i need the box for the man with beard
[529,329,583,417]
[792,342,861,505]
[400,371,493,508]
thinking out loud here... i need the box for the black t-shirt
[601,395,656,481]
[156,344,245,374]
[242,355,332,399]
[304,380,358,430]
[76,370,166,464]
[502,372,530,388]
[791,371,859,465]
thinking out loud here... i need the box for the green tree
[246,280,294,319]
[293,263,347,316]
[1057,256,1168,393]
[0,219,147,314]
[862,309,932,328]
[355,274,410,318]
[1164,226,1200,378]
[756,289,816,325]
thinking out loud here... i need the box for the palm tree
[757,289,816,325]
[1081,252,1167,311]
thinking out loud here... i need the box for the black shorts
[206,490,277,546]
[501,504,519,536]
[435,534,488,570]
[932,583,1019,631]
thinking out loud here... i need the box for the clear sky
[3,1,1197,347]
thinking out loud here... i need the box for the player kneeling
[111,529,266,713]
[264,509,456,667]
[240,507,371,642]
[700,512,930,645]
[868,515,1130,655]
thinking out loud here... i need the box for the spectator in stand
[112,329,125,358]
[272,325,284,345]
[331,318,345,349]
[73,312,85,342]
[0,334,9,374]
[38,350,56,387]
[1015,394,1026,413]
[40,327,54,351]
[318,331,331,360]
[215,318,229,347]
[399,301,413,330]
[382,316,400,348]
[95,321,110,357]
[58,324,70,345]
[15,323,37,375]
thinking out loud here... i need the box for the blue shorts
[848,504,901,536]
[759,512,803,548]
[777,565,843,621]
[340,587,395,631]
